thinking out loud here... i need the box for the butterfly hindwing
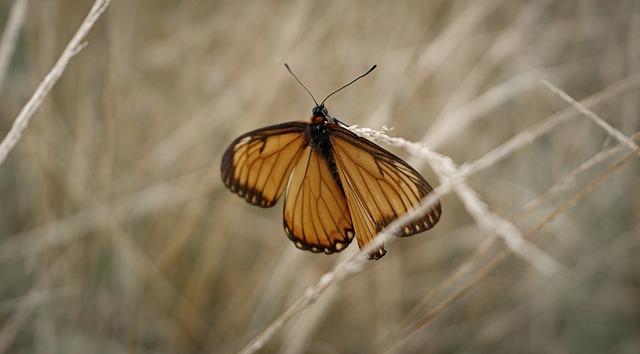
[329,124,442,259]
[283,146,355,254]
[221,122,309,207]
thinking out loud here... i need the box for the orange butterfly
[220,65,441,260]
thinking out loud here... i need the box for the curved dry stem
[0,0,111,166]
[381,146,640,353]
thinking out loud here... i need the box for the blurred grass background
[1,0,639,353]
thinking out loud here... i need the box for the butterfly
[220,64,441,260]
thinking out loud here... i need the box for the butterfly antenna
[285,63,319,106]
[320,65,377,106]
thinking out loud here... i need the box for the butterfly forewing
[221,122,309,207]
[283,146,355,254]
[329,124,441,258]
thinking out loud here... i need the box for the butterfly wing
[283,146,355,254]
[329,124,442,259]
[221,122,309,207]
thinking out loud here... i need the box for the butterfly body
[221,66,440,260]
[306,106,344,186]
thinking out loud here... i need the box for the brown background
[1,1,638,353]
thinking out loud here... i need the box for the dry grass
[1,1,639,353]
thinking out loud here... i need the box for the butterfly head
[311,104,332,124]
